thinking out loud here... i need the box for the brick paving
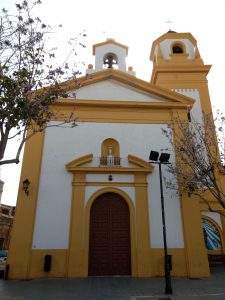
[0,266,225,300]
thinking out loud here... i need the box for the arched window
[172,43,184,54]
[202,217,222,251]
[103,53,118,69]
[100,138,120,166]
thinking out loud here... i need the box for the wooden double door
[88,192,131,276]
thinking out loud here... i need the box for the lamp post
[149,150,173,295]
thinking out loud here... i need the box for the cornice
[151,65,211,84]
[66,154,153,174]
[93,39,128,55]
[53,99,192,110]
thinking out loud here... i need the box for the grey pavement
[1,266,225,300]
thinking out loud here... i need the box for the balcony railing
[99,156,121,167]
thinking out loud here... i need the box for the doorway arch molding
[84,187,138,276]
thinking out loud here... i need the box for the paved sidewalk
[0,267,225,300]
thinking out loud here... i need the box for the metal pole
[158,162,173,295]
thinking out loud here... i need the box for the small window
[172,44,184,54]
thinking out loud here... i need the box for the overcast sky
[1,0,225,206]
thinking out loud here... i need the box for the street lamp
[149,150,173,295]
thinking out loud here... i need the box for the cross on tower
[165,19,174,31]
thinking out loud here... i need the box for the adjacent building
[0,204,15,250]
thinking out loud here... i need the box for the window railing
[99,156,121,167]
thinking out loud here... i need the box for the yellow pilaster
[7,132,44,279]
[67,172,86,277]
[134,173,151,276]
[181,195,210,277]
[220,215,225,252]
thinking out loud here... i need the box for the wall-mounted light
[108,174,113,181]
[22,178,30,196]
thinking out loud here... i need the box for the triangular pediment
[62,69,194,106]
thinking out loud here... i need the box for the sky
[1,0,225,206]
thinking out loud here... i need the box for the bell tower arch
[93,38,128,71]
[149,31,212,114]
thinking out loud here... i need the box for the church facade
[7,32,225,279]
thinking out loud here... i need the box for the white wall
[32,122,184,249]
[69,79,163,102]
[174,89,203,123]
[86,174,134,182]
[95,43,127,71]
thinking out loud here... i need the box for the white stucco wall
[159,39,195,60]
[32,122,184,249]
[174,89,203,123]
[86,174,134,183]
[70,79,163,102]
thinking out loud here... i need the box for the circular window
[202,218,222,250]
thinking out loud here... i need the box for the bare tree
[0,0,86,165]
[163,112,225,212]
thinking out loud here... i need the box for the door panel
[88,192,131,276]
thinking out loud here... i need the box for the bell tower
[92,38,128,72]
[150,31,212,113]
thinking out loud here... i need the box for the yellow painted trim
[53,99,194,110]
[29,250,67,279]
[93,39,128,55]
[101,138,120,157]
[128,154,154,170]
[50,98,190,125]
[7,131,45,279]
[55,99,193,109]
[220,215,225,253]
[66,153,153,174]
[66,167,151,174]
[67,172,86,277]
[180,194,210,277]
[86,182,136,187]
[151,65,211,85]
[134,173,152,276]
[150,248,187,276]
[66,154,93,169]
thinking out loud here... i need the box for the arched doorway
[88,192,131,276]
